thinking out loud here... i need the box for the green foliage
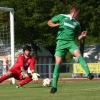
[0,0,99,47]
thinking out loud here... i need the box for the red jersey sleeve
[29,57,36,71]
[16,54,24,68]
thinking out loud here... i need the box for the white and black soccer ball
[43,78,51,87]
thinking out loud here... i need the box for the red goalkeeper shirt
[11,54,36,72]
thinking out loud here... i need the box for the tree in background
[0,0,100,48]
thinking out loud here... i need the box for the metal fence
[0,62,100,79]
[36,63,100,79]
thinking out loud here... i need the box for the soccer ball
[43,78,51,87]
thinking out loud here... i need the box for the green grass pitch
[0,80,100,100]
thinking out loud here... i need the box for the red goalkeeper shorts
[9,68,23,80]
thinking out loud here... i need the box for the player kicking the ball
[0,45,39,88]
[48,4,94,93]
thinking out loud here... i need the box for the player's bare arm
[48,20,59,27]
[78,31,87,40]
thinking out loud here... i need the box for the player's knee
[6,71,12,77]
[55,56,62,64]
[73,50,81,57]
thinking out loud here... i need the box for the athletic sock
[52,64,60,88]
[18,77,32,87]
[78,56,90,75]
[0,74,8,83]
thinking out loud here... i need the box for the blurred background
[0,0,100,79]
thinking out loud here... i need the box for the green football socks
[78,56,90,75]
[51,56,90,88]
[52,64,60,88]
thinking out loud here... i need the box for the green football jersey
[51,14,81,41]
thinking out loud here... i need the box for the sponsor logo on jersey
[64,22,75,29]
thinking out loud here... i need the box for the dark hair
[23,45,31,52]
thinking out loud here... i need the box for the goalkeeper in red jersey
[0,45,39,87]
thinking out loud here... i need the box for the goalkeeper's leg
[17,76,32,87]
[0,72,12,83]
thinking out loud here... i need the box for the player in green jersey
[48,4,94,93]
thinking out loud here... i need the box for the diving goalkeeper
[0,45,39,87]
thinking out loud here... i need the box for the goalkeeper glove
[32,73,40,81]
